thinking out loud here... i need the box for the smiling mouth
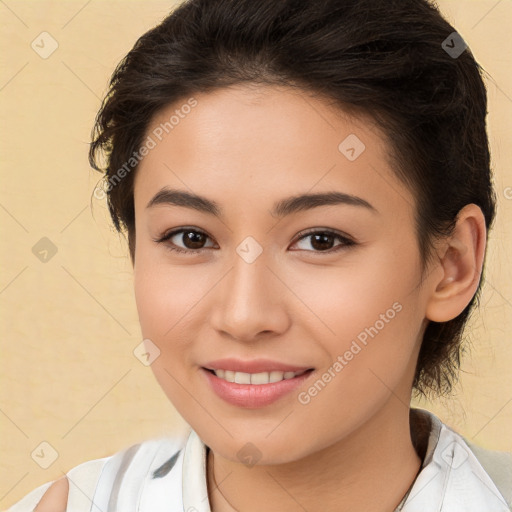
[203,368,314,385]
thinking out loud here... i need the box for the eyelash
[153,227,356,255]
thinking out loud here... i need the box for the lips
[201,358,315,408]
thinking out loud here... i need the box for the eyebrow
[146,188,378,218]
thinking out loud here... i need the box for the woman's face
[133,84,435,464]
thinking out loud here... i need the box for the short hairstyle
[89,0,496,397]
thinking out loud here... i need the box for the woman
[10,0,512,510]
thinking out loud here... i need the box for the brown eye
[309,233,336,251]
[292,230,356,253]
[154,228,215,254]
[179,230,208,249]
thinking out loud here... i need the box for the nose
[209,248,290,343]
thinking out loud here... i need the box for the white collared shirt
[8,409,512,511]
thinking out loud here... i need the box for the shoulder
[410,408,512,511]
[7,455,109,512]
[31,476,68,512]
[439,417,512,509]
[463,437,512,508]
[7,436,187,512]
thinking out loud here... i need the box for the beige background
[0,0,511,509]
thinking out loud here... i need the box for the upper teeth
[213,369,306,384]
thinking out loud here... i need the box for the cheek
[133,246,206,339]
[291,244,423,394]
[292,241,420,342]
[133,257,200,412]
[132,246,217,391]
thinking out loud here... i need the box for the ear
[425,204,487,322]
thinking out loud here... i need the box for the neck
[207,399,423,512]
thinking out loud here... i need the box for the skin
[34,83,486,512]
[33,475,67,512]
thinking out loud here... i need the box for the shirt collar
[182,428,211,512]
[401,408,509,511]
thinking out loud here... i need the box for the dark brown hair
[89,0,496,397]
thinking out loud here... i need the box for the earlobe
[425,204,487,323]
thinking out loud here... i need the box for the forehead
[134,84,414,222]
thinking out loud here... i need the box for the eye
[153,227,356,255]
[153,227,216,254]
[291,229,356,253]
